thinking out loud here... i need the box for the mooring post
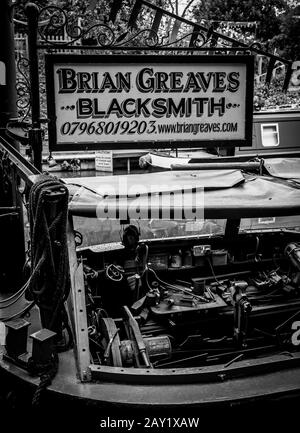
[25,2,43,171]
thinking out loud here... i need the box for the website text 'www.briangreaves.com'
[158,121,238,135]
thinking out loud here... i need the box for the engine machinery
[80,227,300,370]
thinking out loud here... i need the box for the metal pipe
[0,134,39,184]
[25,3,43,171]
[0,0,17,127]
[43,151,146,162]
[37,44,251,51]
[171,161,262,171]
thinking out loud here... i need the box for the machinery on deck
[80,221,300,371]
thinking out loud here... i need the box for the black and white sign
[46,55,254,151]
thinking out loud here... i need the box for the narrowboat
[1,139,300,423]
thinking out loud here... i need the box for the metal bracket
[225,218,241,239]
[66,216,91,382]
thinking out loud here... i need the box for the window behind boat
[240,216,300,232]
[73,218,226,248]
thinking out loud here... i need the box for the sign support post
[0,0,17,127]
[25,2,43,171]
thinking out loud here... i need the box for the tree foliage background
[14,0,300,111]
[191,0,300,61]
[14,0,300,60]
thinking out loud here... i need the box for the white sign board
[46,55,254,151]
[95,150,113,172]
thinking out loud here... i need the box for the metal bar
[157,352,209,368]
[171,162,261,171]
[128,0,143,29]
[191,151,300,163]
[0,206,19,213]
[37,44,251,51]
[89,351,300,384]
[37,40,292,66]
[265,57,276,86]
[0,134,39,186]
[66,217,91,381]
[283,63,293,92]
[206,25,215,42]
[225,219,241,239]
[151,9,163,34]
[275,309,300,333]
[109,0,124,23]
[25,3,43,171]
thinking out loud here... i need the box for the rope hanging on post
[28,175,70,406]
[28,175,70,333]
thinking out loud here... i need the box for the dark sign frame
[46,54,254,152]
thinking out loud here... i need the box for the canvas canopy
[64,169,300,220]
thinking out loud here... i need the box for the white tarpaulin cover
[64,170,300,220]
[264,158,300,181]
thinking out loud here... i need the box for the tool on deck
[230,281,252,348]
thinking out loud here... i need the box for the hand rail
[0,132,40,187]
